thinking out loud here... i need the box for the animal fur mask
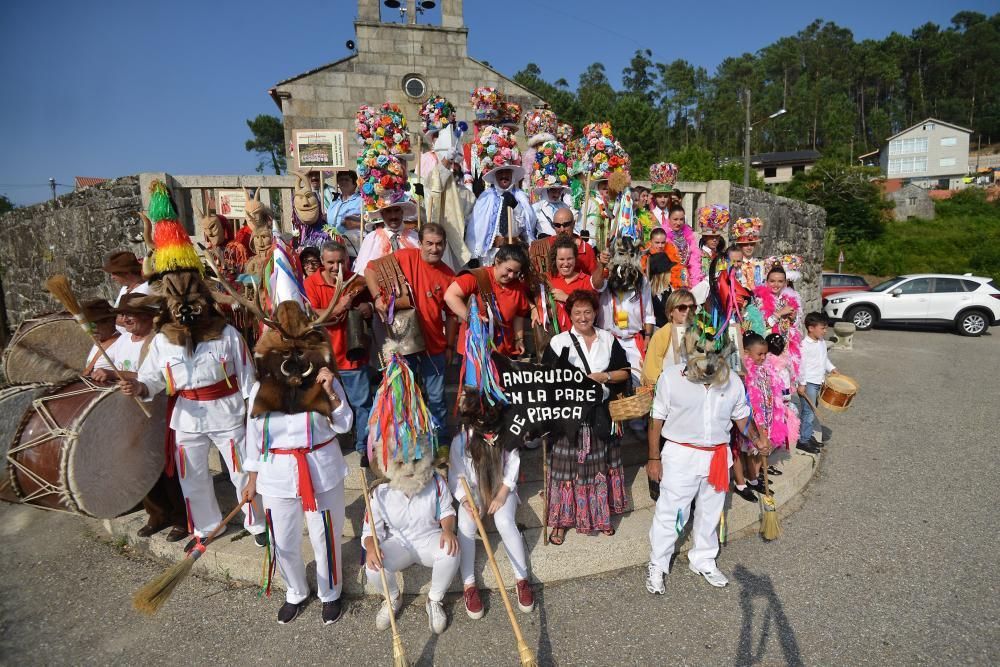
[607,235,643,293]
[251,301,335,417]
[372,435,435,497]
[682,321,732,386]
[141,270,227,353]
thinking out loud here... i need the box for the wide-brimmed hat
[649,162,679,194]
[732,216,763,244]
[102,250,142,275]
[82,298,117,323]
[113,292,158,318]
[475,126,525,187]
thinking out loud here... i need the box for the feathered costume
[753,285,803,380]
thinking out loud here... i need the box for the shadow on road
[732,564,803,667]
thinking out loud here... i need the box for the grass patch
[826,189,1000,282]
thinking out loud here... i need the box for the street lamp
[743,88,787,187]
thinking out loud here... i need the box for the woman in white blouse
[542,290,632,545]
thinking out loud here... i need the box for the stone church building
[268,0,543,162]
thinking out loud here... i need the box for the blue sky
[0,0,991,206]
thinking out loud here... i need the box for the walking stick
[580,172,592,245]
[459,477,538,667]
[359,470,409,667]
[46,275,152,418]
[507,207,514,245]
[542,437,549,546]
[415,134,423,230]
[133,500,247,614]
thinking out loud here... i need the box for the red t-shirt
[304,270,369,370]
[393,248,455,356]
[547,235,597,275]
[548,272,596,331]
[455,270,530,357]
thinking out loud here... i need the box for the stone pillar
[406,0,416,24]
[440,0,463,28]
[357,0,380,21]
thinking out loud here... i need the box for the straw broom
[132,501,247,614]
[459,477,538,667]
[45,274,151,418]
[359,469,409,667]
[758,454,780,541]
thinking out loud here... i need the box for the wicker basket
[609,384,654,422]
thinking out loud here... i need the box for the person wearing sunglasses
[640,288,696,387]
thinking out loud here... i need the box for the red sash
[164,375,239,477]
[266,438,335,512]
[671,441,729,493]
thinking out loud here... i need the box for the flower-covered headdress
[523,107,558,147]
[471,87,501,124]
[500,101,522,129]
[531,140,570,192]
[555,122,574,144]
[578,122,629,182]
[732,216,763,244]
[355,103,412,158]
[356,146,416,215]
[475,125,524,187]
[697,204,731,237]
[767,253,804,282]
[649,162,679,194]
[419,95,455,140]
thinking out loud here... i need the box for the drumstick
[800,392,823,427]
[45,275,152,418]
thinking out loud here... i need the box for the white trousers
[174,426,265,537]
[648,442,728,572]
[615,334,644,387]
[262,484,345,604]
[366,532,460,602]
[457,492,528,585]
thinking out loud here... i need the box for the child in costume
[753,264,803,381]
[738,332,791,496]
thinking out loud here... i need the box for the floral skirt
[546,426,630,534]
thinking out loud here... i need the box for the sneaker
[516,580,535,613]
[689,563,729,588]
[254,531,269,548]
[322,599,343,625]
[277,601,305,624]
[425,599,447,635]
[359,454,370,469]
[375,596,401,632]
[733,485,757,503]
[645,562,666,595]
[463,586,484,620]
[795,441,820,455]
[807,436,825,448]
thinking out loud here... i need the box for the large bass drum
[3,378,166,517]
[2,312,93,384]
[0,383,53,503]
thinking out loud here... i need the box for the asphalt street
[1,328,997,666]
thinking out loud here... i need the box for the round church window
[402,74,426,99]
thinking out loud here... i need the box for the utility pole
[743,89,752,187]
[49,178,56,203]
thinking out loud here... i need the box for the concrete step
[103,448,819,596]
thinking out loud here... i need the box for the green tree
[245,115,287,175]
[783,159,890,243]
[0,194,14,216]
[622,49,656,102]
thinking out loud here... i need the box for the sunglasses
[552,222,574,229]
[674,304,693,312]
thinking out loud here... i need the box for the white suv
[824,273,1000,336]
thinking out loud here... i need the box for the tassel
[262,414,271,462]
[675,508,684,535]
[221,360,232,388]
[185,497,193,535]
[322,510,338,586]
[229,439,241,473]
[164,363,175,396]
[178,446,186,479]
[719,511,727,545]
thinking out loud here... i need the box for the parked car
[824,274,1000,336]
[822,273,869,302]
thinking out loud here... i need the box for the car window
[896,278,932,294]
[933,278,967,293]
[822,275,833,287]
[961,279,981,292]
[848,276,868,287]
[827,275,842,287]
[871,277,904,292]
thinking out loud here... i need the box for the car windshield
[870,277,904,292]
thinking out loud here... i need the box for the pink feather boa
[664,224,703,287]
[768,353,800,446]
[753,285,802,380]
[743,354,795,449]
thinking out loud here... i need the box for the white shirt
[361,473,456,546]
[598,282,655,337]
[242,380,353,498]
[548,327,617,400]
[799,335,835,385]
[114,282,150,334]
[94,334,148,372]
[531,200,567,237]
[353,226,419,275]
[448,432,519,503]
[652,364,751,446]
[137,324,256,433]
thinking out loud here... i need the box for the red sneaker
[516,580,534,613]
[463,586,484,620]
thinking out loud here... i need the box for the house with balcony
[879,118,972,189]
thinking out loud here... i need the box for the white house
[879,118,972,189]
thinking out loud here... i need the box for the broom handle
[459,477,529,646]
[542,438,549,546]
[801,392,824,426]
[507,207,513,245]
[359,470,404,638]
[760,454,771,498]
[83,325,152,418]
[203,500,249,547]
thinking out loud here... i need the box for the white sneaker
[375,595,401,631]
[645,562,666,595]
[425,599,447,634]
[689,563,729,587]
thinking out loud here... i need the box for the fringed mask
[144,271,227,354]
[251,301,335,417]
[607,236,643,293]
[682,314,732,386]
[373,436,435,497]
[292,171,321,225]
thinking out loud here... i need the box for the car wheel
[956,310,988,337]
[847,306,875,331]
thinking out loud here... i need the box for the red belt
[612,331,647,359]
[670,440,729,493]
[165,375,240,477]
[267,438,335,512]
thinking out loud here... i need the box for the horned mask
[141,271,227,354]
[682,320,732,386]
[292,171,321,225]
[607,235,643,293]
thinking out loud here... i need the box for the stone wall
[727,184,827,312]
[0,176,144,331]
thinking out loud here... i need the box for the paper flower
[577,122,629,180]
[649,163,679,189]
[501,101,522,127]
[355,102,411,156]
[555,122,574,144]
[524,108,558,147]
[474,125,521,176]
[766,254,803,272]
[531,140,570,190]
[697,205,731,235]
[732,217,763,243]
[470,87,501,123]
[419,95,455,135]
[356,146,409,212]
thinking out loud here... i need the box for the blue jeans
[340,367,373,454]
[406,352,449,443]
[798,382,821,444]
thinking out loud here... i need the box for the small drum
[819,374,859,413]
[2,312,93,384]
[0,383,53,503]
[3,378,166,517]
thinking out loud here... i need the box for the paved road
[1,329,998,666]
